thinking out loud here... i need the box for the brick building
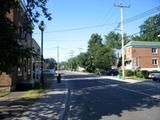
[3,1,41,90]
[124,41,160,71]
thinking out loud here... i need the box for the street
[1,72,160,120]
[63,72,160,120]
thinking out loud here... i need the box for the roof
[125,41,160,48]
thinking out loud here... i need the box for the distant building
[124,41,160,71]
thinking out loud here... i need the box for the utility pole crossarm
[114,3,130,8]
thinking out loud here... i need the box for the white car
[148,72,160,81]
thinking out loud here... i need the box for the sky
[33,0,160,62]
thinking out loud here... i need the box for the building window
[152,58,158,65]
[152,48,158,54]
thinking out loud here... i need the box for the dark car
[105,69,118,76]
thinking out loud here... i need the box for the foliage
[105,31,129,49]
[141,70,149,78]
[77,52,89,68]
[65,33,116,72]
[135,70,149,78]
[65,57,78,71]
[93,45,115,70]
[132,13,160,42]
[0,0,52,73]
[94,69,106,75]
[125,70,134,76]
[44,58,56,69]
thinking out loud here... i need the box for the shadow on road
[0,73,159,120]
[64,73,160,120]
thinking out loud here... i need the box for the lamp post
[39,21,45,86]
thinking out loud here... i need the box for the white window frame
[152,48,158,54]
[152,58,158,65]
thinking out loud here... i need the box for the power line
[124,5,160,24]
[129,25,160,36]
[33,5,160,34]
[34,22,118,34]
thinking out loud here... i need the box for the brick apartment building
[124,41,160,71]
[1,1,41,90]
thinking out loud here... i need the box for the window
[152,48,158,54]
[152,58,158,65]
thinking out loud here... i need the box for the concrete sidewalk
[100,76,149,83]
[0,79,68,120]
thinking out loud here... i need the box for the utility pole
[57,46,60,74]
[114,3,130,80]
[57,46,61,83]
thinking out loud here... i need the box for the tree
[87,33,103,71]
[93,45,116,70]
[105,31,129,49]
[44,58,56,69]
[88,33,103,53]
[66,57,78,71]
[0,0,52,73]
[132,13,160,41]
[77,52,89,68]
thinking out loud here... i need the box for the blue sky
[33,0,160,62]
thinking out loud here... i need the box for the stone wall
[0,72,12,87]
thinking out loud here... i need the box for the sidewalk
[100,76,149,83]
[0,79,68,120]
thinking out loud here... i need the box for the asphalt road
[63,72,160,120]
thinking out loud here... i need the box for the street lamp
[39,21,45,86]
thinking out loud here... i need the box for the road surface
[63,72,160,120]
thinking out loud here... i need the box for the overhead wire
[33,5,160,34]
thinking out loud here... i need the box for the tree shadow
[64,75,160,120]
[0,80,67,120]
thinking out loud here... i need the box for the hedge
[118,69,149,78]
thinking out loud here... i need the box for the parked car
[38,69,55,77]
[148,72,160,81]
[105,69,118,76]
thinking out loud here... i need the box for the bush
[141,70,149,78]
[118,69,122,76]
[135,70,149,78]
[135,70,143,78]
[95,69,106,75]
[118,69,134,77]
[125,70,134,76]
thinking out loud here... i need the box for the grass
[21,89,43,100]
[0,90,10,97]
[0,87,10,97]
[21,76,54,100]
[126,76,147,80]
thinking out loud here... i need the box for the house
[124,41,160,71]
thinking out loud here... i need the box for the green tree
[44,58,56,69]
[77,52,89,69]
[66,57,78,71]
[132,13,160,41]
[87,33,103,71]
[105,31,129,49]
[93,45,116,70]
[88,33,103,52]
[0,0,52,73]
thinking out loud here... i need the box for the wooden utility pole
[114,3,130,80]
